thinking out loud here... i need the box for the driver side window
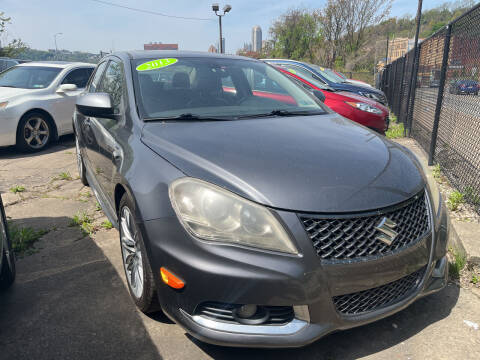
[88,61,107,93]
[97,60,125,115]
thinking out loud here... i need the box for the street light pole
[54,32,63,60]
[212,4,231,54]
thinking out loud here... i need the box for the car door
[78,61,108,171]
[88,58,127,202]
[53,67,95,133]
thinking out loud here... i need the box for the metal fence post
[391,61,397,112]
[397,58,407,118]
[404,0,423,136]
[428,25,452,165]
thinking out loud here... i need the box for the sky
[1,0,451,54]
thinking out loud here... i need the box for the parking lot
[0,135,479,359]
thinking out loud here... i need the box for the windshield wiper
[0,85,17,88]
[238,109,324,119]
[144,113,233,122]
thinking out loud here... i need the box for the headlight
[0,101,8,109]
[169,178,298,254]
[345,101,383,114]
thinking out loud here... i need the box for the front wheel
[119,194,159,313]
[16,113,52,152]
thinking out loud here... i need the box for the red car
[275,65,389,134]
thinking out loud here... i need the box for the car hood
[332,82,384,95]
[141,114,425,213]
[0,87,38,101]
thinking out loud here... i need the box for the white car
[0,61,95,151]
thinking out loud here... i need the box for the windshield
[0,66,62,89]
[278,66,332,91]
[308,64,346,83]
[133,57,326,120]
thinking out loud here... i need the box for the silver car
[0,61,95,151]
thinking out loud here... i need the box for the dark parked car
[74,51,448,348]
[263,59,387,105]
[449,79,479,95]
[0,57,29,72]
[0,194,15,290]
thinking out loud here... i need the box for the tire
[119,194,159,313]
[0,199,15,290]
[75,136,89,186]
[16,112,53,152]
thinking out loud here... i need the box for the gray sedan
[0,61,95,151]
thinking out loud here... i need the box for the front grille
[195,302,294,325]
[333,267,426,315]
[301,191,430,262]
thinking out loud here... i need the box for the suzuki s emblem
[375,217,398,246]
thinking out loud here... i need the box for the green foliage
[385,121,404,139]
[0,12,28,57]
[472,274,479,284]
[269,9,321,62]
[70,211,95,235]
[95,202,102,211]
[16,48,100,63]
[101,220,113,230]
[56,172,72,181]
[9,185,25,194]
[8,222,48,255]
[449,249,466,279]
[432,164,442,181]
[447,191,465,211]
[263,1,475,72]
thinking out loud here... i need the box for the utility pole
[212,4,232,54]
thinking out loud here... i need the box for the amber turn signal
[160,267,185,289]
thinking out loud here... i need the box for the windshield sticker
[287,68,296,74]
[319,67,325,71]
[136,58,178,71]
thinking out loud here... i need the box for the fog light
[233,304,269,325]
[236,304,257,318]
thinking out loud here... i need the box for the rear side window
[89,62,108,93]
[97,60,125,114]
[62,68,94,88]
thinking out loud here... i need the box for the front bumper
[0,112,19,147]
[141,197,449,348]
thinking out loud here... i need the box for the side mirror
[57,83,78,93]
[76,93,114,118]
[312,90,326,103]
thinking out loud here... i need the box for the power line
[88,0,214,21]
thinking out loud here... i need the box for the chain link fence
[379,3,480,211]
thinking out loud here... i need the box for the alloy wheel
[23,117,49,149]
[120,207,144,299]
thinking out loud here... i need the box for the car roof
[17,61,95,69]
[121,50,252,61]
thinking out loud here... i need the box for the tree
[0,12,28,57]
[269,9,321,62]
[319,0,349,66]
[341,0,393,53]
